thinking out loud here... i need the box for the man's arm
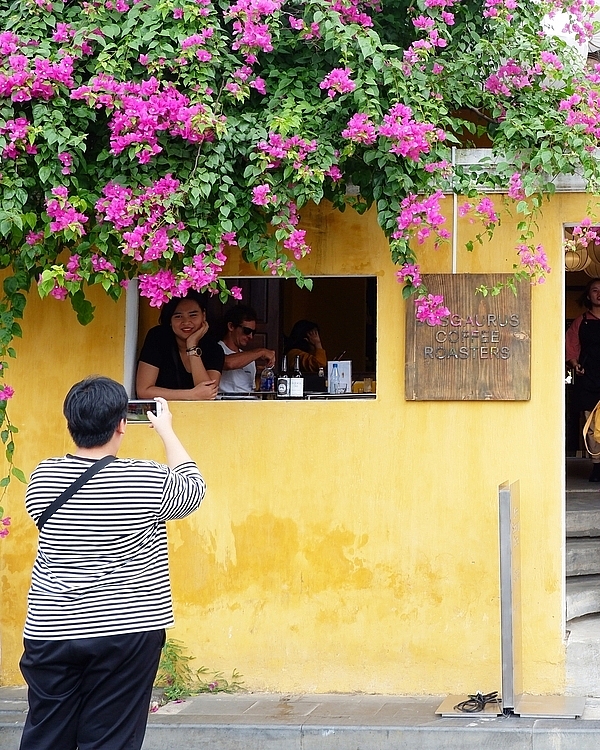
[224,348,276,370]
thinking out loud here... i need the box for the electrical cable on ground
[453,691,501,713]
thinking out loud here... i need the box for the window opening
[133,276,377,399]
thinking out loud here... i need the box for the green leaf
[70,291,96,326]
[11,467,26,483]
[102,24,121,38]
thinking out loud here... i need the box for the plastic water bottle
[260,366,275,392]
[329,362,340,394]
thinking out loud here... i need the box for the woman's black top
[138,326,224,391]
[576,313,600,411]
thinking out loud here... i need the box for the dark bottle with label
[290,354,304,398]
[276,355,290,398]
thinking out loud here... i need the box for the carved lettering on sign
[405,274,531,401]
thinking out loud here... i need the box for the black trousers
[19,629,165,750]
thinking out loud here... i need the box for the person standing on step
[567,278,600,481]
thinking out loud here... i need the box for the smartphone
[126,399,162,423]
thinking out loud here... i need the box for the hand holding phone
[126,399,162,423]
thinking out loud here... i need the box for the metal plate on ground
[435,695,503,717]
[514,695,586,718]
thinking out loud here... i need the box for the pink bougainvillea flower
[396,263,422,288]
[251,183,272,206]
[58,151,73,175]
[221,232,237,245]
[26,230,44,245]
[331,0,375,27]
[283,228,310,259]
[414,294,451,325]
[508,172,525,200]
[319,67,355,99]
[392,191,449,246]
[0,385,14,400]
[45,187,87,236]
[475,197,499,227]
[517,243,551,283]
[342,113,377,145]
[50,285,69,300]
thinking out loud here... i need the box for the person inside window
[284,319,327,373]
[218,305,276,394]
[136,291,224,401]
[566,277,600,480]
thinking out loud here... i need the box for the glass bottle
[290,354,304,398]
[276,355,290,398]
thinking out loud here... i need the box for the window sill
[216,392,376,401]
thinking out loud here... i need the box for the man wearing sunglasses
[218,305,276,394]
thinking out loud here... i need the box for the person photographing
[19,376,204,750]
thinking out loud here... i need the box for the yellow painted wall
[0,194,591,693]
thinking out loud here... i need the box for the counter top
[217,392,376,400]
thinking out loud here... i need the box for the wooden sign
[405,274,531,401]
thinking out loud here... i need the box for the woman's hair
[284,319,319,354]
[159,290,207,327]
[579,278,600,310]
[63,376,128,448]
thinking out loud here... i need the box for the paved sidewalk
[2,686,600,749]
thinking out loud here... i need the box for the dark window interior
[204,277,377,378]
[138,277,377,381]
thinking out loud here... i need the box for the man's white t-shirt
[218,341,256,393]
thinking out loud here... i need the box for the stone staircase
[566,459,600,696]
[566,461,600,620]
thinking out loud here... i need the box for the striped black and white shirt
[24,454,205,640]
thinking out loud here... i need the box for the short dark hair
[224,305,257,329]
[63,376,128,448]
[159,290,207,327]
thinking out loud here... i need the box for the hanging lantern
[587,236,600,264]
[584,260,600,277]
[565,248,591,271]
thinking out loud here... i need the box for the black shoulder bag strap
[36,455,116,531]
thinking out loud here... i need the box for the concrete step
[566,491,600,537]
[567,613,600,697]
[567,538,600,575]
[5,688,600,750]
[567,574,600,620]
